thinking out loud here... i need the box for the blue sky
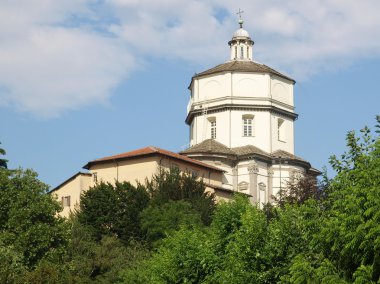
[1,1,379,188]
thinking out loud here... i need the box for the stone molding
[186,103,298,124]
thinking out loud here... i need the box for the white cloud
[1,0,380,117]
[0,1,135,118]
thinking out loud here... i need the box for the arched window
[277,118,285,141]
[247,46,249,59]
[242,114,254,137]
[235,46,237,59]
[240,46,244,59]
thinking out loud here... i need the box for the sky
[1,0,379,188]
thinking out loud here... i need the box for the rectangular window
[210,120,216,139]
[191,170,199,178]
[93,172,98,183]
[247,46,249,58]
[235,46,237,58]
[240,46,244,59]
[61,196,71,207]
[243,118,253,136]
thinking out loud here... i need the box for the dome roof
[191,60,295,83]
[233,28,250,38]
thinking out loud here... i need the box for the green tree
[120,225,215,284]
[210,196,268,283]
[0,142,8,169]
[146,168,216,225]
[77,181,150,243]
[24,218,150,284]
[0,168,67,268]
[140,200,202,247]
[287,116,380,283]
[273,174,321,207]
[0,242,26,283]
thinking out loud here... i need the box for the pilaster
[248,162,259,203]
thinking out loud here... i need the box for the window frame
[277,118,285,142]
[61,196,71,207]
[242,114,254,137]
[208,117,216,139]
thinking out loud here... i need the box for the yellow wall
[51,173,91,218]
[89,156,159,187]
[52,155,224,218]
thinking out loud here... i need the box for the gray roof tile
[232,145,270,158]
[180,139,235,156]
[181,141,313,169]
[193,60,295,83]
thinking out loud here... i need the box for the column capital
[248,162,259,174]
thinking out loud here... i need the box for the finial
[236,8,244,28]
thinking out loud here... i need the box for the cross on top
[236,8,244,20]
[236,8,244,28]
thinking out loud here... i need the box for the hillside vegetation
[0,116,379,283]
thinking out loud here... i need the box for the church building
[51,16,320,217]
[181,17,320,204]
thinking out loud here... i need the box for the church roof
[83,146,224,172]
[232,145,271,158]
[181,140,271,159]
[181,140,312,168]
[191,60,295,84]
[271,149,307,163]
[233,27,250,38]
[180,139,236,156]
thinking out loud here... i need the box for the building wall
[51,174,91,218]
[89,156,223,189]
[191,154,309,207]
[52,156,224,218]
[188,71,295,153]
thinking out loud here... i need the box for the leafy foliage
[140,200,202,247]
[0,142,7,169]
[3,117,380,283]
[77,181,149,243]
[287,115,380,283]
[121,116,380,283]
[273,174,322,207]
[146,167,216,225]
[0,168,67,268]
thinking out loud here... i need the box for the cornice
[185,103,298,124]
[190,96,295,112]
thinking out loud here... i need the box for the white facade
[182,20,319,205]
[188,72,295,154]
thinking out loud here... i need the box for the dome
[233,28,250,38]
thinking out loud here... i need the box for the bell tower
[228,16,254,61]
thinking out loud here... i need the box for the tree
[0,142,8,169]
[77,181,150,243]
[140,200,202,247]
[0,168,67,268]
[24,218,150,283]
[273,173,322,207]
[0,242,26,283]
[287,116,380,283]
[146,167,216,225]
